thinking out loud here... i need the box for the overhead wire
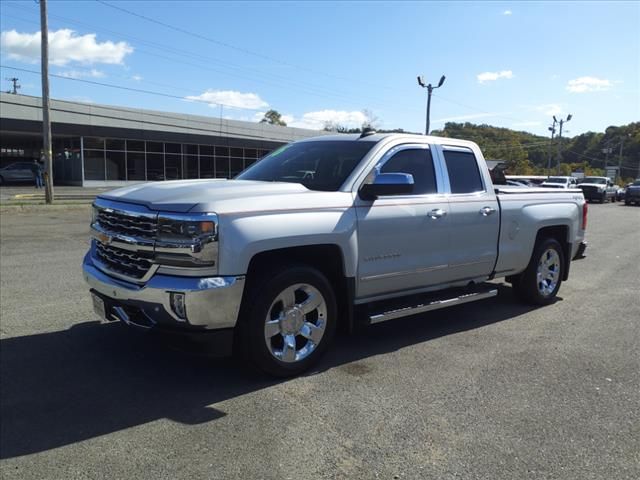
[1,5,416,113]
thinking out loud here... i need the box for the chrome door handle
[428,208,447,219]
[480,207,496,216]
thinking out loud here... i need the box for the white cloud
[535,104,563,116]
[58,68,105,79]
[566,76,612,93]
[131,74,143,82]
[0,29,133,66]
[281,114,295,125]
[185,89,268,109]
[286,110,367,130]
[503,10,512,15]
[433,112,505,123]
[477,70,514,83]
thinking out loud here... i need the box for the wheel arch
[535,225,572,281]
[243,244,355,333]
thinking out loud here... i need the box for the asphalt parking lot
[1,202,638,479]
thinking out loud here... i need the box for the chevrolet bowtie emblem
[97,232,112,245]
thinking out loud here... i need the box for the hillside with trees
[431,122,640,183]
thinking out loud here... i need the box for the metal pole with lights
[417,74,445,135]
[554,114,572,174]
[546,118,558,177]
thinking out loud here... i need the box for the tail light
[582,202,588,230]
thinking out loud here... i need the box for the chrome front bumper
[83,252,245,331]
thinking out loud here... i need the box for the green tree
[260,109,287,126]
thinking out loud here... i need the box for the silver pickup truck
[83,133,588,376]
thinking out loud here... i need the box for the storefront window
[146,142,163,153]
[147,153,164,180]
[127,152,145,181]
[200,156,214,178]
[185,155,199,178]
[83,149,105,180]
[127,140,145,152]
[83,137,105,150]
[106,138,125,151]
[215,157,229,178]
[106,151,126,180]
[165,153,182,180]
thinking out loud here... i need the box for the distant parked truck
[83,133,589,376]
[577,176,617,203]
[624,179,640,205]
[540,176,579,189]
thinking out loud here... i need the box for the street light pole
[417,74,445,135]
[547,118,557,177]
[555,114,572,174]
[40,0,54,203]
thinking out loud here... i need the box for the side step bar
[369,286,498,324]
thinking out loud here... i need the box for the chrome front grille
[95,242,154,280]
[96,209,157,238]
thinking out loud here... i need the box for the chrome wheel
[264,283,327,363]
[536,248,561,297]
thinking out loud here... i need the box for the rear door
[438,146,500,282]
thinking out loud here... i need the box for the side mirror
[360,172,414,200]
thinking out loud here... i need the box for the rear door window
[443,149,484,194]
[380,148,437,195]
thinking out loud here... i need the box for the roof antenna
[360,126,376,138]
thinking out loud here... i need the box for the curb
[0,203,91,213]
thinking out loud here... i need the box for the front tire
[512,238,564,305]
[236,265,337,377]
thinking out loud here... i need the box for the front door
[355,145,451,299]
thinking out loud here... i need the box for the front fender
[217,207,358,277]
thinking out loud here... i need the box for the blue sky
[1,0,638,137]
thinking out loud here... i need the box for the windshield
[545,177,568,184]
[579,177,607,184]
[236,140,376,191]
[632,180,640,186]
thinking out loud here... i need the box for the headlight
[156,213,218,268]
[90,204,99,224]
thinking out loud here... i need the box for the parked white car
[540,176,579,189]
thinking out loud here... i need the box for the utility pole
[417,74,446,135]
[554,114,572,174]
[546,118,557,177]
[5,77,20,94]
[617,135,628,183]
[40,0,54,203]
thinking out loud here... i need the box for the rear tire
[512,238,564,306]
[236,264,337,377]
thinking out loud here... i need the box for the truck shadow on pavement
[0,285,546,459]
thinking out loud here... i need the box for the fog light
[170,292,187,321]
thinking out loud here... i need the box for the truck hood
[98,179,352,214]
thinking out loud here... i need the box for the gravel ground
[1,202,638,479]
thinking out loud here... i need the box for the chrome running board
[369,287,498,324]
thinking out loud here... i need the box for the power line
[94,0,396,92]
[1,64,266,111]
[1,6,410,113]
[1,6,381,105]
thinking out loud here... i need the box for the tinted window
[380,148,437,194]
[443,149,484,194]
[237,141,376,192]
